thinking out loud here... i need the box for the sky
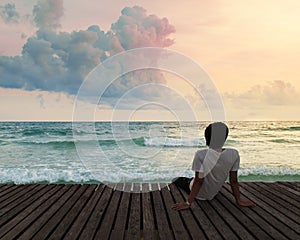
[0,0,300,121]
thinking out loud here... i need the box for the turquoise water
[0,121,300,183]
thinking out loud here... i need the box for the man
[171,122,255,211]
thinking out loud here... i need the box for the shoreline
[1,177,300,185]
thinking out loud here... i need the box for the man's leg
[172,177,193,194]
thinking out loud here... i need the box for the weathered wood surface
[0,182,299,239]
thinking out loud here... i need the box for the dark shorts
[172,177,194,194]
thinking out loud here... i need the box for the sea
[0,121,300,184]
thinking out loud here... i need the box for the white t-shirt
[190,148,240,200]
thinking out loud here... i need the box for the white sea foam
[239,166,300,176]
[1,166,300,184]
[0,168,94,184]
[144,137,205,147]
[0,167,194,184]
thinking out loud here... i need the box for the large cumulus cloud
[0,3,175,100]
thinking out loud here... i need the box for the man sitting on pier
[172,122,256,211]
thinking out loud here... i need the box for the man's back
[191,148,240,200]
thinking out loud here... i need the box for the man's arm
[171,172,204,211]
[230,171,256,207]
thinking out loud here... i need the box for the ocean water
[0,121,300,184]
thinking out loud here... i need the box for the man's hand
[172,172,203,211]
[171,202,190,211]
[230,171,256,207]
[237,200,256,207]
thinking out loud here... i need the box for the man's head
[204,122,229,149]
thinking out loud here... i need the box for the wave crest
[144,137,205,147]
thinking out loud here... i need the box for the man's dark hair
[204,122,229,148]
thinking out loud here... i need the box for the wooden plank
[238,183,300,239]
[94,186,122,240]
[126,184,141,240]
[151,183,159,192]
[110,183,131,240]
[0,184,38,211]
[0,184,8,192]
[31,185,86,240]
[142,183,150,192]
[63,184,105,240]
[107,183,117,190]
[287,181,300,187]
[48,185,97,239]
[0,185,37,217]
[177,187,222,240]
[160,185,190,239]
[0,184,20,198]
[241,183,300,229]
[221,184,285,239]
[2,184,67,240]
[196,195,239,239]
[18,184,75,240]
[151,189,174,240]
[254,182,300,214]
[133,182,141,193]
[124,182,132,193]
[209,194,255,240]
[215,187,269,239]
[0,184,47,227]
[0,186,57,239]
[158,183,168,191]
[169,184,205,239]
[277,182,300,196]
[141,184,156,240]
[0,184,11,194]
[140,182,144,193]
[266,182,300,201]
[78,186,113,240]
[115,182,125,192]
[278,181,294,188]
[279,181,300,191]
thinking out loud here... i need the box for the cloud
[0,3,20,24]
[36,93,45,108]
[111,6,175,50]
[0,5,175,105]
[33,0,64,29]
[224,80,300,107]
[262,80,299,105]
[21,33,27,39]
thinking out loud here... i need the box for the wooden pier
[0,182,300,239]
